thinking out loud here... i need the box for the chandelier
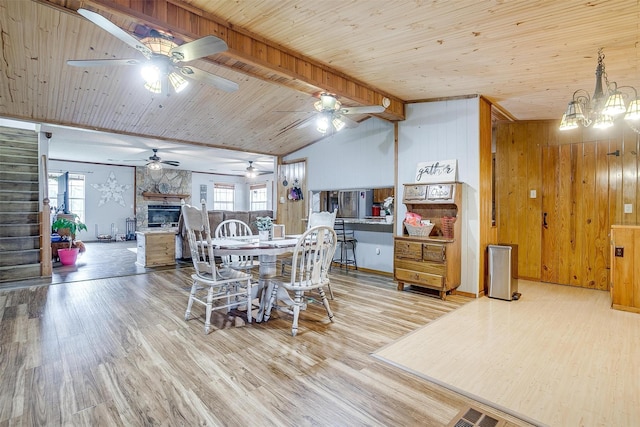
[559,49,640,133]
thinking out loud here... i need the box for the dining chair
[264,225,337,336]
[215,219,259,274]
[280,208,337,298]
[182,200,254,334]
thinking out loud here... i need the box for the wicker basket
[404,222,434,237]
[441,216,456,238]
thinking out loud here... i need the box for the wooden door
[541,141,611,290]
[276,160,307,234]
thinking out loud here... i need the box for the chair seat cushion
[194,268,252,283]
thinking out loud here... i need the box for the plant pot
[58,247,80,265]
[258,230,270,241]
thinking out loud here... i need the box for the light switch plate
[624,203,633,214]
[530,189,536,198]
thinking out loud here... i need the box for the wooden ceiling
[1,0,639,160]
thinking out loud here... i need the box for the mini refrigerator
[487,244,519,300]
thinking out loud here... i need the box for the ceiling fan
[112,148,180,169]
[67,8,238,95]
[311,93,388,134]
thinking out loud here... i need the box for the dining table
[211,235,301,322]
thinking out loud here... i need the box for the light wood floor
[0,265,535,426]
[375,280,640,427]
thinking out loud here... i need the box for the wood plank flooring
[0,261,535,426]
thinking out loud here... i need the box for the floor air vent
[447,406,507,427]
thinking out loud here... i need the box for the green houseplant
[255,216,273,241]
[52,215,88,248]
[52,215,87,265]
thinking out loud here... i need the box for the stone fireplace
[135,167,192,230]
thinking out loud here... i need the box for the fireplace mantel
[141,192,190,202]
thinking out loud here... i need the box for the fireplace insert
[147,205,181,228]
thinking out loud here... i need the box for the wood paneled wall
[478,97,497,294]
[495,120,640,289]
[276,160,307,234]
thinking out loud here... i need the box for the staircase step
[0,264,42,283]
[0,144,38,155]
[0,236,40,251]
[0,180,39,192]
[0,163,38,173]
[0,223,40,237]
[0,190,39,202]
[0,249,40,267]
[0,153,38,165]
[0,213,39,225]
[0,201,39,213]
[0,171,39,182]
[0,133,38,151]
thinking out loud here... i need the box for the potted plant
[52,215,88,265]
[383,196,394,223]
[255,216,273,241]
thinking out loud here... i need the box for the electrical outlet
[530,189,536,198]
[624,204,633,214]
[615,247,624,257]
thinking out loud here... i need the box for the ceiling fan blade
[67,58,141,67]
[161,160,180,167]
[178,66,239,92]
[77,9,152,58]
[295,116,315,129]
[169,36,229,62]
[337,114,359,128]
[339,105,386,115]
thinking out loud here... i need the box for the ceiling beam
[45,0,404,121]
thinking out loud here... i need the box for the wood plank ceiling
[1,0,639,161]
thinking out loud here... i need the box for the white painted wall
[397,98,480,295]
[285,98,481,293]
[285,116,396,272]
[293,117,396,190]
[49,160,135,242]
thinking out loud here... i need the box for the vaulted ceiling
[1,0,639,173]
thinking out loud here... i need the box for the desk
[212,237,300,321]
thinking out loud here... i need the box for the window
[250,184,267,210]
[49,172,85,222]
[213,183,235,210]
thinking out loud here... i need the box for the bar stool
[333,218,357,271]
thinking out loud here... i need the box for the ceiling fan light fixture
[168,72,188,93]
[141,64,161,84]
[147,161,163,171]
[245,161,257,178]
[141,35,177,56]
[316,114,330,134]
[143,80,162,94]
[332,116,346,132]
[315,93,341,112]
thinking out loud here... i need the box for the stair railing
[40,154,52,276]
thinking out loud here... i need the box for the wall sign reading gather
[415,159,457,183]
